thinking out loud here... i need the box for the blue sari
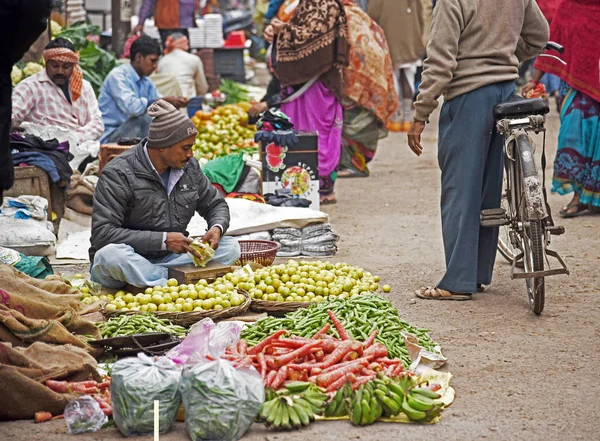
[552,81,600,208]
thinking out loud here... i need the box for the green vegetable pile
[219,79,250,105]
[96,314,187,338]
[111,356,182,436]
[180,360,264,441]
[240,295,440,367]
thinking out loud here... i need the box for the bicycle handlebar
[545,41,564,54]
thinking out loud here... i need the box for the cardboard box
[260,132,320,211]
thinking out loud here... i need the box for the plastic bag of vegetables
[178,319,265,441]
[111,354,182,436]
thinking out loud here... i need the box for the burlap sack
[0,342,101,421]
[0,305,95,350]
[66,169,96,215]
[0,265,100,350]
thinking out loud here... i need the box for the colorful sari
[552,82,600,207]
[338,0,397,176]
[281,81,344,196]
[274,0,349,197]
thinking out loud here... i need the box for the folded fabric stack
[272,223,339,257]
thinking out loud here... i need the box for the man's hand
[407,121,426,156]
[521,80,539,97]
[201,226,222,250]
[249,101,268,117]
[165,232,204,261]
[131,24,143,36]
[163,96,189,109]
[263,25,274,43]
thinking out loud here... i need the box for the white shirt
[157,49,209,99]
[12,69,104,145]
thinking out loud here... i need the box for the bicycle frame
[498,117,569,280]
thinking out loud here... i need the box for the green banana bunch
[371,374,445,422]
[324,383,352,417]
[400,386,444,422]
[347,383,381,426]
[260,383,329,430]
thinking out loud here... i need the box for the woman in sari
[265,0,349,205]
[523,0,600,217]
[338,0,398,178]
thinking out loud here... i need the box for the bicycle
[482,42,570,315]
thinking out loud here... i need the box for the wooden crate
[99,143,136,172]
[5,166,52,221]
[168,261,232,285]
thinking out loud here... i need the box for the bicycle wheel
[514,146,546,314]
[526,221,546,314]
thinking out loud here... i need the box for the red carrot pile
[45,379,112,417]
[223,310,405,393]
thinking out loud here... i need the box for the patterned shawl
[275,0,350,101]
[342,0,398,123]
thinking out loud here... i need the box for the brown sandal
[415,286,473,301]
[320,194,337,205]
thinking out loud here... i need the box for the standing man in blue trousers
[407,0,549,300]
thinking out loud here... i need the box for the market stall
[0,252,455,438]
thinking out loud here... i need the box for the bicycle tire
[528,220,545,315]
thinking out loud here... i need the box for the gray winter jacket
[89,142,230,262]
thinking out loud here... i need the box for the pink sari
[281,80,343,195]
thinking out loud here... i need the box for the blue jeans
[437,81,515,293]
[90,237,241,288]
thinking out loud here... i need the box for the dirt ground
[1,108,599,441]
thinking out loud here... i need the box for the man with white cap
[90,99,240,289]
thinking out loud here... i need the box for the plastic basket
[236,240,281,267]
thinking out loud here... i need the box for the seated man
[90,99,240,288]
[98,35,188,144]
[157,33,208,100]
[11,38,104,147]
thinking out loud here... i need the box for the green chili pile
[241,295,440,367]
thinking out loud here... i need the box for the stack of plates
[203,14,224,48]
[189,20,206,48]
[142,18,161,41]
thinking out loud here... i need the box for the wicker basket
[249,298,311,316]
[101,290,251,326]
[236,240,281,267]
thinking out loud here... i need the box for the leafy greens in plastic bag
[173,318,265,441]
[111,354,182,436]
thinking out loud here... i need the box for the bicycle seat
[493,96,549,121]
